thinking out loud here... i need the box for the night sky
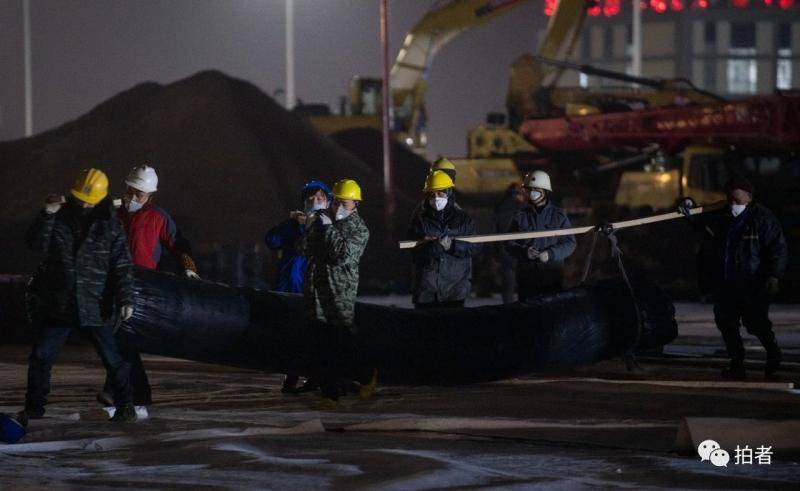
[0,0,552,158]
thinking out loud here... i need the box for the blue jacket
[265,219,308,294]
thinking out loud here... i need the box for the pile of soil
[0,71,418,291]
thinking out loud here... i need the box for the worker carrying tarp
[301,178,371,408]
[23,168,137,423]
[97,165,199,419]
[506,170,576,300]
[265,180,332,294]
[265,179,332,394]
[407,170,480,308]
[680,176,788,379]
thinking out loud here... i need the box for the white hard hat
[124,165,158,193]
[523,170,552,192]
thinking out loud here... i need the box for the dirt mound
[0,71,415,291]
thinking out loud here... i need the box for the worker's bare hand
[289,211,308,225]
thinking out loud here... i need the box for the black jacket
[407,200,480,304]
[695,202,787,292]
[506,201,576,264]
[26,199,134,326]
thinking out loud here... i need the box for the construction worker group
[16,156,787,425]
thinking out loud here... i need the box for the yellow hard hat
[70,168,109,205]
[430,157,456,171]
[423,170,455,193]
[332,179,362,201]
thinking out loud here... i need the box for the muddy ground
[1,301,799,489]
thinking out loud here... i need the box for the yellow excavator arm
[391,0,531,148]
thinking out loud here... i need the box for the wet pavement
[1,302,799,489]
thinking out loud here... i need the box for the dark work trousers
[414,300,465,309]
[103,342,152,406]
[499,255,517,304]
[315,321,365,400]
[713,282,778,365]
[517,262,564,302]
[26,317,132,413]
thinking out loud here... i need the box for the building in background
[558,1,800,96]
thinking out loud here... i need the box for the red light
[762,0,773,5]
[779,0,794,7]
[603,0,621,16]
[732,0,748,6]
[588,4,602,15]
[671,0,685,9]
[695,0,708,7]
[544,0,558,16]
[640,0,648,8]
[650,0,668,12]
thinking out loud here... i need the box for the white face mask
[429,196,448,211]
[126,198,144,213]
[529,190,543,202]
[731,203,747,217]
[305,201,327,213]
[335,205,353,221]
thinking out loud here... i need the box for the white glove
[538,250,550,263]
[526,246,541,260]
[185,270,201,280]
[318,213,332,226]
[439,236,452,251]
[120,305,134,321]
[44,195,65,214]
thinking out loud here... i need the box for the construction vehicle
[299,0,533,154]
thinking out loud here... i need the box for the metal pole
[631,0,642,78]
[23,0,33,136]
[380,0,395,227]
[285,0,296,110]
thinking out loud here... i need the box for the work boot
[721,361,746,380]
[96,391,114,407]
[109,403,137,423]
[22,406,44,420]
[281,374,300,394]
[760,336,782,378]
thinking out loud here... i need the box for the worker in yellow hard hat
[301,178,372,408]
[406,170,479,309]
[21,168,138,423]
[430,157,456,183]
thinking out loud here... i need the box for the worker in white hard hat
[97,164,199,418]
[506,170,576,300]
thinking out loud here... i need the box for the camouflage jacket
[26,199,134,326]
[302,210,369,327]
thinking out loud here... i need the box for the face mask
[335,205,353,221]
[530,190,543,202]
[731,203,747,217]
[429,196,448,211]
[305,201,327,213]
[126,199,144,213]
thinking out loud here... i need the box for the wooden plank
[398,205,712,249]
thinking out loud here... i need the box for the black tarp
[119,268,677,385]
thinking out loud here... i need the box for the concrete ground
[1,301,799,490]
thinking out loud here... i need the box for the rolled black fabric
[119,268,677,385]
